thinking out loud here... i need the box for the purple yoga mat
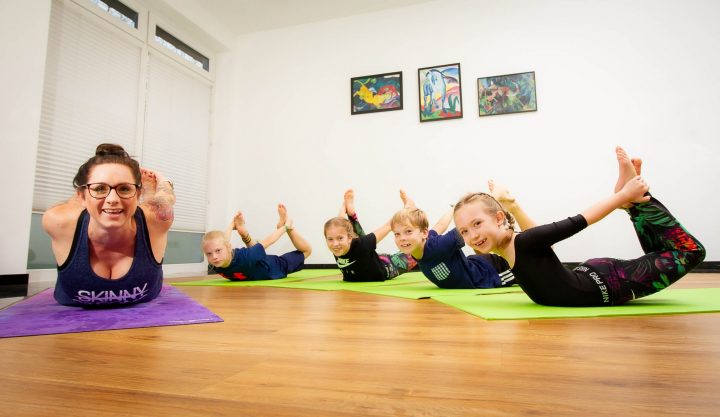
[0,285,223,338]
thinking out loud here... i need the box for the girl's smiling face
[325,225,353,257]
[454,201,505,254]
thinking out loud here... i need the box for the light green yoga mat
[171,269,342,287]
[432,288,720,320]
[266,272,428,291]
[345,282,524,299]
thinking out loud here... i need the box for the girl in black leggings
[452,146,705,307]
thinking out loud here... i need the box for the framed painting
[417,62,462,122]
[477,71,537,117]
[351,71,403,115]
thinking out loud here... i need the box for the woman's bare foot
[399,189,416,208]
[488,180,516,211]
[277,204,287,229]
[344,189,356,217]
[140,168,157,201]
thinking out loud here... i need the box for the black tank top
[54,208,163,306]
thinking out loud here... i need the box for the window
[154,26,210,71]
[89,0,138,28]
[30,0,212,267]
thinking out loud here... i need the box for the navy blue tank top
[54,208,163,307]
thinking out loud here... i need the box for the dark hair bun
[95,143,128,157]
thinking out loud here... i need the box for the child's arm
[258,227,287,249]
[581,175,649,226]
[231,211,256,248]
[489,180,536,231]
[372,220,392,243]
[432,207,454,234]
[506,202,537,232]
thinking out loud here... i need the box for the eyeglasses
[82,183,141,199]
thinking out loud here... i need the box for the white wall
[0,0,52,276]
[210,0,720,265]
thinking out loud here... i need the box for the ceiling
[157,0,435,48]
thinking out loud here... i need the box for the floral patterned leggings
[581,196,706,305]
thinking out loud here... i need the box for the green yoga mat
[171,269,342,287]
[267,272,428,291]
[345,282,524,299]
[432,288,720,320]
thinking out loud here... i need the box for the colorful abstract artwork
[477,71,537,117]
[418,63,462,122]
[351,71,403,115]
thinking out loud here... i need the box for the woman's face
[453,201,505,254]
[79,163,140,230]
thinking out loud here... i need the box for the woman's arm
[41,193,85,264]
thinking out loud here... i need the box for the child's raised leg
[280,205,312,259]
[583,148,706,303]
[343,189,365,237]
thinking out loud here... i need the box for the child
[324,190,418,282]
[453,146,706,306]
[390,190,516,289]
[203,204,312,281]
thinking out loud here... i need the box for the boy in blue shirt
[203,204,312,281]
[390,187,523,289]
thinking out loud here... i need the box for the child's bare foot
[284,217,294,232]
[614,146,637,194]
[233,211,245,229]
[233,211,249,235]
[277,203,287,229]
[632,158,642,176]
[488,180,516,210]
[399,189,416,208]
[344,189,356,217]
[615,146,639,208]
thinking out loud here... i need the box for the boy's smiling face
[392,222,428,257]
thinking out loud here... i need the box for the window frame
[70,0,147,42]
[148,14,216,82]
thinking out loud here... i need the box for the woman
[42,143,176,306]
[453,146,705,306]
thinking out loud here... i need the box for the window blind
[34,0,141,211]
[141,52,211,231]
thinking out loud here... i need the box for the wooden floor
[1,273,719,417]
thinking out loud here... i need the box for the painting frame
[477,71,537,117]
[417,62,463,123]
[350,71,404,115]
